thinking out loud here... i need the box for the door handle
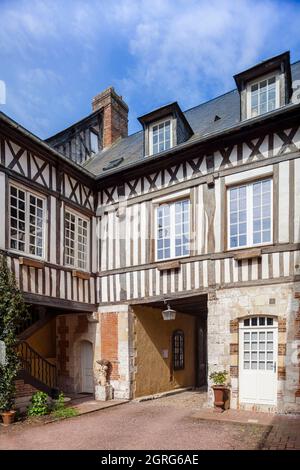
[274,362,277,373]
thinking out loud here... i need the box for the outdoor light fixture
[162,300,176,320]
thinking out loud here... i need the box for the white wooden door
[81,341,94,393]
[239,317,277,405]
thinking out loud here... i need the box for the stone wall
[207,282,300,413]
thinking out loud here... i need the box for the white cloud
[0,0,300,137]
[109,0,300,111]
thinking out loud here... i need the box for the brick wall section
[101,313,119,381]
[230,319,238,333]
[92,87,128,148]
[75,315,88,334]
[15,379,38,398]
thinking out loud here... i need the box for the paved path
[0,392,299,450]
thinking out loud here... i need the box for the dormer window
[247,75,279,118]
[234,51,292,122]
[138,102,193,157]
[150,119,172,155]
[90,130,99,154]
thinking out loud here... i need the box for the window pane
[252,179,271,245]
[229,185,247,248]
[152,120,172,154]
[10,186,44,256]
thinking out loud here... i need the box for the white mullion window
[247,74,279,118]
[150,119,172,155]
[65,210,89,270]
[156,199,190,261]
[228,178,272,249]
[9,184,45,258]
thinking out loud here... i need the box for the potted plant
[0,256,28,425]
[209,370,230,411]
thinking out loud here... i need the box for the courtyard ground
[0,391,299,450]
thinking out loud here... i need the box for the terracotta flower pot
[212,385,230,411]
[1,410,16,426]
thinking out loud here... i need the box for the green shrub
[0,255,28,412]
[209,370,228,386]
[51,392,78,419]
[27,391,49,416]
[52,392,65,411]
[52,407,79,419]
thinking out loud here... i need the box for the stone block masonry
[207,282,300,413]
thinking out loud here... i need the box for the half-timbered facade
[1,52,300,413]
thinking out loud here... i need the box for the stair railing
[17,341,57,390]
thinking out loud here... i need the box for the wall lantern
[162,301,176,321]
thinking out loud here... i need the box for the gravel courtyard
[0,391,276,450]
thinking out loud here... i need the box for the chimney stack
[92,86,128,149]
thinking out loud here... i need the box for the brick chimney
[92,86,128,149]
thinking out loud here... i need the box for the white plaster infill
[98,304,130,313]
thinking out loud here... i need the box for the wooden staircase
[17,341,58,398]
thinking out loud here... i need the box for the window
[9,184,45,257]
[228,178,272,249]
[65,210,89,270]
[240,317,276,371]
[90,131,99,154]
[156,199,190,260]
[172,330,184,370]
[248,75,279,118]
[150,119,172,155]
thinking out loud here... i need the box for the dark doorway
[195,314,207,387]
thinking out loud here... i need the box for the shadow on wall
[133,305,196,398]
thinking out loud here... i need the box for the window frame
[149,117,173,156]
[64,207,90,272]
[172,330,185,371]
[226,177,273,251]
[8,182,47,260]
[154,196,191,262]
[90,130,99,154]
[246,72,280,119]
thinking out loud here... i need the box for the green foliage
[52,406,79,419]
[51,392,78,419]
[209,370,228,386]
[0,255,28,411]
[27,391,49,416]
[52,392,65,412]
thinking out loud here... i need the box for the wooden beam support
[72,270,91,280]
[157,260,181,271]
[19,256,45,269]
[234,248,262,261]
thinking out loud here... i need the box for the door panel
[81,341,94,393]
[239,322,277,405]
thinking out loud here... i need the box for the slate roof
[83,60,300,178]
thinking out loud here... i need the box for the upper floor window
[90,131,99,154]
[9,184,45,257]
[150,119,172,155]
[65,210,89,270]
[228,178,272,249]
[156,198,190,261]
[247,75,279,118]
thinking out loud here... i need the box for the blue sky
[1,0,300,139]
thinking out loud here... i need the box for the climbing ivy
[0,255,28,411]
